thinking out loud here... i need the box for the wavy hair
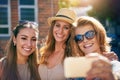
[40,20,80,64]
[74,16,111,55]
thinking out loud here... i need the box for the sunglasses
[19,20,38,27]
[75,30,96,43]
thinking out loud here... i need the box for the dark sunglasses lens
[86,31,95,39]
[75,35,83,42]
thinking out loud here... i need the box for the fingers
[86,53,109,62]
[103,52,118,61]
[86,57,115,80]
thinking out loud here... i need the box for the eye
[32,38,37,41]
[21,37,27,40]
[64,26,70,30]
[55,24,60,28]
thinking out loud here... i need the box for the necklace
[46,63,65,80]
[46,51,64,80]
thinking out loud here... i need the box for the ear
[13,36,16,46]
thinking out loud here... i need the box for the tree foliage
[87,0,120,24]
[58,0,120,24]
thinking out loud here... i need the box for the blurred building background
[0,0,120,59]
[65,0,120,59]
[0,0,59,58]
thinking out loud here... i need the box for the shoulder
[111,60,120,72]
[0,57,6,62]
[38,64,46,69]
[0,57,6,77]
[111,60,120,79]
[0,57,6,68]
[0,57,5,66]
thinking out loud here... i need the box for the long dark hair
[1,21,41,80]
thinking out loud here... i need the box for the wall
[0,0,59,58]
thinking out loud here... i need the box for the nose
[83,36,88,42]
[58,27,63,34]
[27,40,32,47]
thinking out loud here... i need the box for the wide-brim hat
[48,8,76,26]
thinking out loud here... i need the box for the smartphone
[64,57,96,78]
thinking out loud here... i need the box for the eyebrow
[20,35,36,38]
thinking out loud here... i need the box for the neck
[55,42,66,51]
[17,56,28,64]
[86,50,101,55]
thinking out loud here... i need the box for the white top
[111,60,120,72]
[38,63,66,80]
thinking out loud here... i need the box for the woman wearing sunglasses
[72,16,120,80]
[0,21,41,80]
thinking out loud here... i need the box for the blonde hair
[75,16,111,54]
[39,20,80,64]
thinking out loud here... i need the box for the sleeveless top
[17,63,31,80]
[0,57,31,80]
[38,63,66,80]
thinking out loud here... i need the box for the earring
[14,43,16,46]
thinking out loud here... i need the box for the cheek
[65,30,70,37]
[53,26,58,32]
[93,37,99,46]
[32,42,37,47]
[16,39,24,46]
[78,43,83,49]
[53,28,56,36]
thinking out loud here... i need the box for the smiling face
[13,28,38,58]
[75,24,101,55]
[53,20,71,43]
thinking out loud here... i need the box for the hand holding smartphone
[64,57,97,78]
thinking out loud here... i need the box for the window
[0,0,11,37]
[18,0,38,22]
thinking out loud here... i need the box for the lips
[56,33,64,38]
[23,47,31,52]
[83,43,93,48]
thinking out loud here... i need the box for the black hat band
[56,15,73,21]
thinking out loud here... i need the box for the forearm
[113,71,120,80]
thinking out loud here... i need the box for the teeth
[84,43,93,48]
[24,48,31,51]
[56,33,63,38]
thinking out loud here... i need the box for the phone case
[64,57,96,78]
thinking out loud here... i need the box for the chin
[85,51,94,54]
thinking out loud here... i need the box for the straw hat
[48,8,76,26]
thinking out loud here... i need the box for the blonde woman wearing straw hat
[38,8,79,80]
